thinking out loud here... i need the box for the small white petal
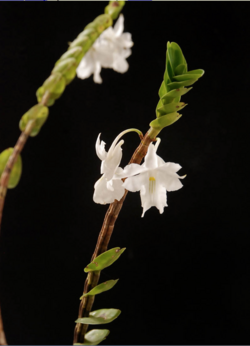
[158,163,184,192]
[144,143,158,169]
[123,173,148,192]
[114,14,124,37]
[76,52,94,80]
[119,33,133,48]
[115,163,146,179]
[95,133,107,161]
[93,61,102,84]
[93,176,125,204]
[113,56,129,73]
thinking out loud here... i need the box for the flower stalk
[73,127,159,344]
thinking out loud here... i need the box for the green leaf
[186,69,204,76]
[157,102,187,116]
[0,148,22,189]
[161,87,192,104]
[167,42,185,73]
[56,47,84,65]
[52,58,77,85]
[43,73,66,95]
[105,1,125,20]
[167,79,197,91]
[74,329,110,345]
[158,81,167,99]
[150,112,182,130]
[80,280,118,299]
[76,308,121,325]
[173,74,202,82]
[70,36,93,53]
[84,248,126,273]
[19,104,49,137]
[92,14,113,33]
[175,64,187,75]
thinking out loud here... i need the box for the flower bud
[19,104,49,137]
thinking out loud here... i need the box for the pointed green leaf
[167,42,185,72]
[74,329,110,345]
[161,87,192,104]
[158,81,167,99]
[157,102,187,116]
[175,64,187,75]
[150,112,182,130]
[167,79,197,91]
[80,280,118,299]
[0,148,22,189]
[84,248,126,273]
[76,308,121,325]
[186,69,204,76]
[173,74,202,82]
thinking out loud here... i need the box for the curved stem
[73,127,160,344]
[0,308,7,345]
[0,92,50,231]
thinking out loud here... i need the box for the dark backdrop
[0,2,250,345]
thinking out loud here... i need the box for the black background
[0,2,250,345]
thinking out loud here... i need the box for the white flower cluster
[77,15,133,84]
[94,130,185,217]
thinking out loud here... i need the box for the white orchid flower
[93,129,142,205]
[77,14,133,84]
[120,138,185,217]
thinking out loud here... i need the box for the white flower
[94,129,135,205]
[120,139,185,217]
[77,14,133,84]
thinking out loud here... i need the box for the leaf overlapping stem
[73,127,160,344]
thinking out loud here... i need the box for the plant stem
[0,92,50,231]
[0,92,50,345]
[73,127,160,344]
[0,309,7,345]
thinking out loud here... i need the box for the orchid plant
[0,1,204,345]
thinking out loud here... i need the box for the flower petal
[123,172,147,192]
[158,163,184,191]
[144,142,158,169]
[115,163,147,179]
[119,33,133,48]
[93,61,102,84]
[114,14,124,37]
[94,176,125,204]
[95,133,107,161]
[112,56,129,73]
[76,52,94,80]
[141,178,167,217]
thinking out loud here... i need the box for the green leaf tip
[80,279,119,299]
[152,41,204,130]
[84,247,126,273]
[76,308,121,325]
[74,329,110,346]
[0,148,22,189]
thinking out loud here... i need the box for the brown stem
[73,127,159,344]
[0,92,50,231]
[0,92,50,345]
[0,309,7,345]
